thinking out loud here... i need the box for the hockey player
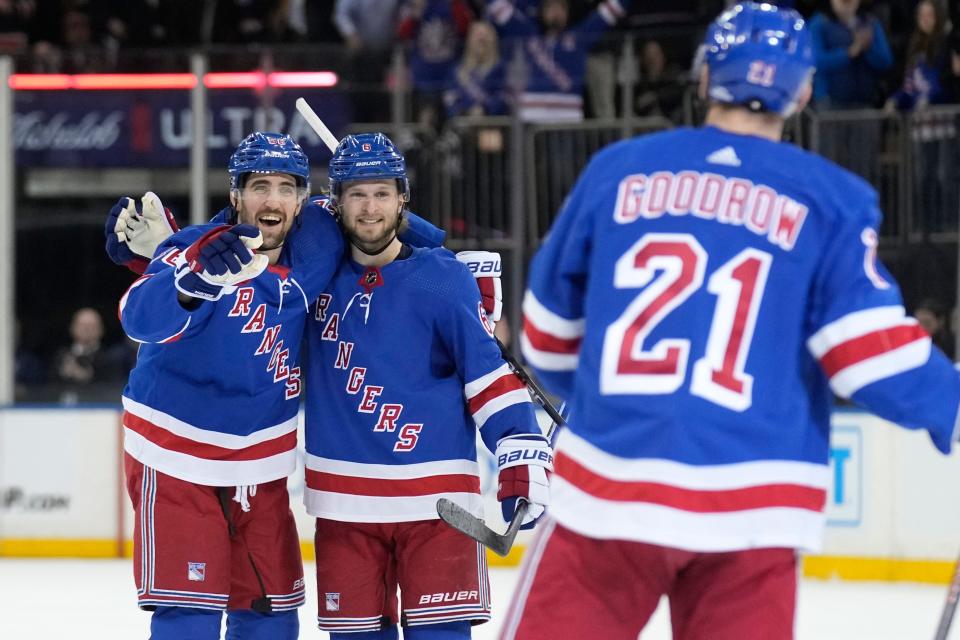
[302,132,551,640]
[510,4,960,640]
[110,131,446,640]
[117,132,321,640]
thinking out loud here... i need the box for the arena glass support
[189,53,209,227]
[0,57,14,404]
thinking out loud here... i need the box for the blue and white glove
[496,433,553,530]
[456,250,503,324]
[106,191,179,274]
[174,224,268,301]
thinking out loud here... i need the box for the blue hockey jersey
[302,247,540,522]
[120,198,445,487]
[522,126,960,552]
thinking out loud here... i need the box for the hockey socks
[150,606,221,640]
[225,609,299,640]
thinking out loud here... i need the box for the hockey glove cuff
[496,434,553,529]
[456,250,503,323]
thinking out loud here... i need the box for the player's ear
[795,79,813,113]
[229,190,239,210]
[698,65,709,101]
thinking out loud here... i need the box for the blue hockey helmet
[702,2,814,117]
[328,132,409,203]
[228,132,310,192]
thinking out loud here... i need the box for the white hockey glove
[174,224,268,301]
[107,191,179,273]
[496,433,552,530]
[456,250,503,323]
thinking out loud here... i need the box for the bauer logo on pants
[187,562,206,582]
[326,592,340,611]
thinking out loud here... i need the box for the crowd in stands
[4,1,960,124]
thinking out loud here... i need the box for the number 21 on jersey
[600,232,771,412]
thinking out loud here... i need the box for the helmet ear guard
[701,2,814,117]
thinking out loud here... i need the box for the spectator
[915,298,956,359]
[334,0,402,122]
[0,0,35,54]
[53,307,133,404]
[97,0,202,69]
[398,0,474,129]
[633,39,685,122]
[209,0,286,44]
[444,20,508,117]
[886,0,956,233]
[487,0,630,122]
[809,0,893,108]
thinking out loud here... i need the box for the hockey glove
[174,224,268,301]
[456,250,503,323]
[106,191,179,274]
[496,433,553,530]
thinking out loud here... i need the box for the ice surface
[0,558,955,639]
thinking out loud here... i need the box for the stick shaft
[295,97,340,153]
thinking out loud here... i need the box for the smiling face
[231,172,303,255]
[337,178,405,256]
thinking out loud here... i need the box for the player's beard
[249,207,294,251]
[342,207,402,255]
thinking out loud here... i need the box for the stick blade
[436,498,524,557]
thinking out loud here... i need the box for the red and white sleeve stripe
[521,291,584,371]
[465,364,532,428]
[807,305,931,398]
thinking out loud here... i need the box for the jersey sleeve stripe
[807,305,908,358]
[464,363,513,399]
[555,451,826,512]
[520,332,580,371]
[827,339,931,398]
[522,291,585,339]
[467,372,527,413]
[158,317,192,344]
[522,316,583,354]
[472,388,533,428]
[819,323,928,377]
[305,469,481,497]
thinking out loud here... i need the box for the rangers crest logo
[362,143,372,151]
[325,592,340,611]
[187,562,206,582]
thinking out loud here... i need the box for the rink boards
[2,407,960,583]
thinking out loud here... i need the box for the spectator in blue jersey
[886,0,957,233]
[398,0,475,128]
[486,0,629,122]
[809,0,893,108]
[301,133,551,639]
[443,20,509,117]
[508,4,960,639]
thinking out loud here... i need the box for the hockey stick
[934,551,960,640]
[496,336,566,428]
[295,97,340,153]
[438,401,566,557]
